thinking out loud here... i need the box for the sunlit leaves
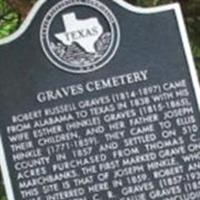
[0,0,19,38]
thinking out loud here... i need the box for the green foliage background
[0,0,199,199]
[0,0,19,38]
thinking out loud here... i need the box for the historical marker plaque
[0,0,200,200]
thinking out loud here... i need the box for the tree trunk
[6,0,33,19]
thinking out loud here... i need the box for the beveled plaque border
[0,1,199,200]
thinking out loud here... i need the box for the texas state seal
[40,0,120,73]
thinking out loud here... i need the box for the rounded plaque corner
[113,0,181,15]
[0,0,182,46]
